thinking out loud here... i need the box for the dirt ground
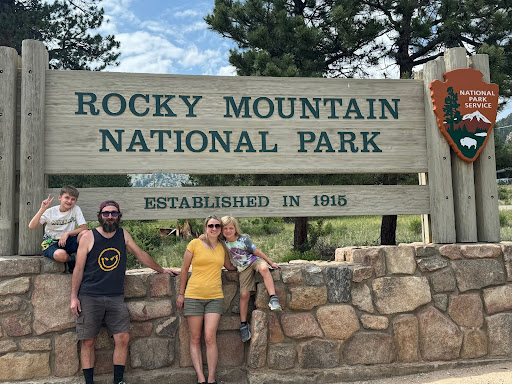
[347,361,512,384]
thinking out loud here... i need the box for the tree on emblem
[443,87,462,130]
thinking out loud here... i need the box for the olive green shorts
[239,259,269,293]
[183,298,224,316]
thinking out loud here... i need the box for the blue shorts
[41,235,79,260]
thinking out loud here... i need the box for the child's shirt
[225,235,258,272]
[40,205,86,241]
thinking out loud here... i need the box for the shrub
[500,211,510,227]
[281,249,319,262]
[409,218,423,235]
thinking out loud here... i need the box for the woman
[176,215,235,384]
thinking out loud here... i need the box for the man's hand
[58,232,69,247]
[70,297,81,317]
[162,268,180,276]
[270,262,280,269]
[41,194,54,210]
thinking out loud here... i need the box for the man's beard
[100,218,120,233]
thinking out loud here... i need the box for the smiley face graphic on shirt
[98,247,121,271]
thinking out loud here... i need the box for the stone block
[448,294,483,328]
[417,257,448,272]
[268,344,296,370]
[222,283,238,313]
[248,310,268,368]
[94,349,114,374]
[218,331,245,367]
[41,257,65,273]
[281,265,304,286]
[317,305,359,340]
[223,270,239,283]
[483,285,512,314]
[298,339,341,368]
[393,314,419,362]
[255,282,286,310]
[0,256,40,277]
[124,274,147,298]
[430,268,456,293]
[2,313,31,337]
[352,265,373,282]
[372,276,431,315]
[351,283,374,313]
[130,338,175,369]
[155,316,179,337]
[0,340,18,354]
[0,352,50,381]
[451,259,505,292]
[130,322,153,338]
[413,244,440,258]
[0,277,30,296]
[506,262,512,282]
[439,244,462,260]
[55,331,79,377]
[361,314,388,330]
[461,328,487,359]
[460,244,502,259]
[288,286,327,310]
[21,338,52,351]
[0,296,28,314]
[334,247,346,261]
[218,316,241,331]
[149,273,171,297]
[303,264,324,286]
[486,313,512,356]
[324,266,352,303]
[343,333,395,365]
[32,275,75,335]
[345,247,386,277]
[418,306,462,361]
[178,316,192,367]
[95,328,114,349]
[502,243,512,261]
[269,312,284,343]
[433,294,448,311]
[127,300,173,321]
[385,245,416,275]
[281,313,323,339]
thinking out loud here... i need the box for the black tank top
[79,228,127,296]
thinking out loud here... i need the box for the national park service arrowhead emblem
[430,68,499,162]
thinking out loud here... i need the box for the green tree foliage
[48,175,131,188]
[443,87,462,129]
[0,0,120,70]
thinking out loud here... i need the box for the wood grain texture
[0,47,18,255]
[19,40,48,255]
[44,72,427,174]
[470,54,500,242]
[46,185,430,221]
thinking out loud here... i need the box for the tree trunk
[293,217,308,251]
[380,215,397,245]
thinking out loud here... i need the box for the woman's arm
[176,250,193,310]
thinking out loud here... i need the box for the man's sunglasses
[101,211,119,217]
[207,223,221,228]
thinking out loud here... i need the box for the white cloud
[174,9,201,18]
[217,65,237,76]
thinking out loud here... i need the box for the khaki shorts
[76,295,130,340]
[183,298,224,316]
[239,259,269,293]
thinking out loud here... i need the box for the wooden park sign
[0,41,501,255]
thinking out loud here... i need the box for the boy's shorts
[76,295,130,340]
[41,235,79,260]
[183,298,224,316]
[239,259,269,293]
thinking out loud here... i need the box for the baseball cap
[99,200,120,212]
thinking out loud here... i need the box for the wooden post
[0,47,19,256]
[469,54,500,242]
[423,57,456,243]
[444,48,478,242]
[18,40,48,255]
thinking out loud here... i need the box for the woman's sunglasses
[101,211,119,217]
[207,223,221,228]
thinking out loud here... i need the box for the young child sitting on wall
[28,185,87,272]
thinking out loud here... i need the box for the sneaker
[66,260,75,274]
[269,295,282,311]
[240,322,251,342]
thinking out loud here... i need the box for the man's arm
[70,229,93,317]
[124,229,178,275]
[28,195,54,229]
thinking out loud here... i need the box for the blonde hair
[221,216,242,237]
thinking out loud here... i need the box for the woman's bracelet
[178,293,184,296]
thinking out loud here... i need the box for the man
[70,200,178,384]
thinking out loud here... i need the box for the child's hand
[198,234,206,241]
[58,232,69,247]
[270,262,280,269]
[41,194,54,210]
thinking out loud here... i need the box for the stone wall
[0,243,511,383]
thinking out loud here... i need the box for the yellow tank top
[184,239,225,299]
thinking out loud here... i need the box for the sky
[97,0,512,120]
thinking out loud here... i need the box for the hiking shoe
[66,260,75,274]
[240,322,251,342]
[269,295,282,311]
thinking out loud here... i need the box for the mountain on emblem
[430,68,499,162]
